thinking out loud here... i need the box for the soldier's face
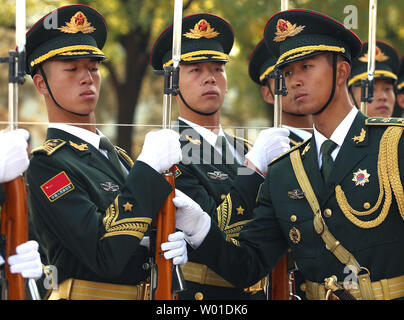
[178,62,227,114]
[38,58,101,115]
[261,78,304,115]
[350,79,396,117]
[281,54,334,115]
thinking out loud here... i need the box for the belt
[48,278,150,300]
[181,262,266,293]
[304,274,404,300]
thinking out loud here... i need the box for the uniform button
[324,209,332,218]
[290,215,297,222]
[221,194,226,200]
[363,202,371,209]
[194,292,204,300]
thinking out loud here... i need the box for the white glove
[245,127,290,174]
[0,254,4,266]
[161,231,188,266]
[0,129,30,183]
[7,240,43,280]
[137,129,182,173]
[172,189,211,249]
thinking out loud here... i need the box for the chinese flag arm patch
[41,171,75,202]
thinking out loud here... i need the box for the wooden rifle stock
[153,167,176,300]
[1,176,28,300]
[271,253,289,300]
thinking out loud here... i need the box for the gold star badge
[123,202,133,212]
[236,206,245,216]
[352,169,370,186]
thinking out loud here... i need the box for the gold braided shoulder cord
[335,126,403,228]
[388,127,404,219]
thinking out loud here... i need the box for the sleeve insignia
[101,196,152,240]
[216,194,251,241]
[41,171,74,202]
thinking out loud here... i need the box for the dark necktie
[215,135,238,174]
[320,139,337,183]
[99,136,126,177]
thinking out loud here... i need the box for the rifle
[149,0,185,300]
[269,0,293,301]
[360,0,377,115]
[0,0,29,300]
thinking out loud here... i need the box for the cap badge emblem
[58,11,96,34]
[359,46,389,63]
[184,19,220,39]
[274,19,305,43]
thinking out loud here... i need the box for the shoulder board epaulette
[115,146,134,167]
[31,139,66,156]
[366,117,404,126]
[269,137,311,166]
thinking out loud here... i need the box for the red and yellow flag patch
[41,171,74,202]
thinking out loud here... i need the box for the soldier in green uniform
[151,13,290,300]
[249,39,314,299]
[249,39,312,146]
[174,9,404,300]
[0,129,43,281]
[394,56,404,117]
[348,41,399,118]
[25,4,187,300]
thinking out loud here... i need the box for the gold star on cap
[236,206,245,215]
[123,202,133,212]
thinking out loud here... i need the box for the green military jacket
[26,128,172,286]
[173,119,265,299]
[194,112,404,292]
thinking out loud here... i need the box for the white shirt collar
[283,125,312,141]
[178,117,225,147]
[313,107,358,164]
[48,123,105,150]
[178,117,243,164]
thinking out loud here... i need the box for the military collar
[48,122,106,151]
[313,107,357,165]
[283,125,312,141]
[178,117,225,148]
